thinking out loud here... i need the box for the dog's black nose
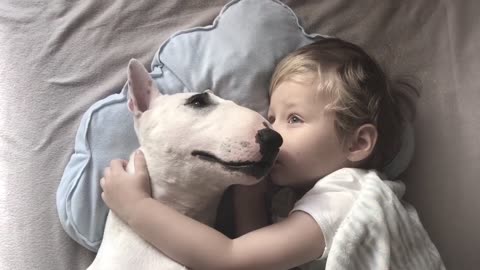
[256,127,283,151]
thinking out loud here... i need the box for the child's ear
[346,124,378,162]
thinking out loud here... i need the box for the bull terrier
[87,59,282,270]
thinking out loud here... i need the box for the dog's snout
[256,127,283,150]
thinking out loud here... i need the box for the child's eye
[288,114,303,124]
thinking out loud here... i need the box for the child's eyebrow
[269,99,299,115]
[282,100,298,109]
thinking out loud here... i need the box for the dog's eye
[185,93,210,108]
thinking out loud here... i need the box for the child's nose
[269,121,283,136]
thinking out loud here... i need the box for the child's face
[267,75,350,188]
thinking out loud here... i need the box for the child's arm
[232,180,270,236]
[101,152,325,270]
[131,198,324,270]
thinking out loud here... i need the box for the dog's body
[87,59,282,270]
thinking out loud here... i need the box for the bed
[1,0,478,269]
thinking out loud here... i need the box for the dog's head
[126,59,282,188]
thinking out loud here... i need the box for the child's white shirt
[270,168,392,269]
[291,167,369,260]
[271,167,444,270]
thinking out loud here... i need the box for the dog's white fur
[87,59,279,270]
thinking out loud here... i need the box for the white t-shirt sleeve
[291,168,365,260]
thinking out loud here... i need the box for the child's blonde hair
[270,38,419,170]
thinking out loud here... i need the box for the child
[100,38,436,269]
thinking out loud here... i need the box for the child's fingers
[121,160,128,168]
[103,167,110,178]
[134,150,148,174]
[110,159,126,172]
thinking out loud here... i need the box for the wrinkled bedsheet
[1,0,479,269]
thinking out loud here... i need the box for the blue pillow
[56,0,413,252]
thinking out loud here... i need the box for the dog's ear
[127,59,160,116]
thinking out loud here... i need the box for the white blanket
[326,177,445,270]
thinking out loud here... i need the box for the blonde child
[100,38,428,269]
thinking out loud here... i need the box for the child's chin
[269,173,289,187]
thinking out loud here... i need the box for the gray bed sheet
[1,0,478,269]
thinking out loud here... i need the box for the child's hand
[100,150,152,224]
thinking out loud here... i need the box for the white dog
[87,59,282,270]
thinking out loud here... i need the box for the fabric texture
[2,0,480,269]
[317,169,445,270]
[270,168,446,270]
[271,168,446,270]
[292,168,364,261]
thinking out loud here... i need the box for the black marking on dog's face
[191,130,281,179]
[185,92,215,109]
[191,150,274,179]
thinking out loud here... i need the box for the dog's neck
[130,148,230,226]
